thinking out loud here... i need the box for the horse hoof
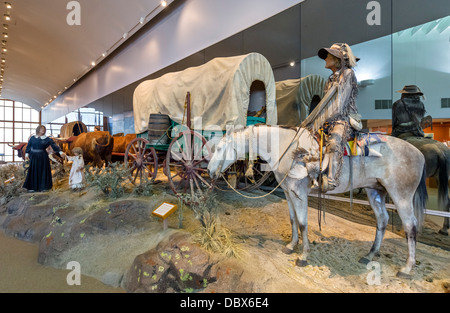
[282,247,294,255]
[396,271,412,280]
[296,259,308,267]
[438,228,448,236]
[359,257,371,265]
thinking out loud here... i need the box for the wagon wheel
[221,158,274,191]
[124,138,158,185]
[165,130,213,201]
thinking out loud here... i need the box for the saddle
[344,132,387,157]
[314,130,387,158]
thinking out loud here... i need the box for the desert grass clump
[0,163,26,204]
[84,162,129,199]
[180,192,241,258]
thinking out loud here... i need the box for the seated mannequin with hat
[391,85,431,139]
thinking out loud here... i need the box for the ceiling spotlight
[4,14,10,21]
[5,2,11,9]
[102,52,106,57]
[2,33,7,38]
[1,58,5,63]
[2,24,7,30]
[2,48,6,52]
[91,61,96,67]
[139,17,145,24]
[1,40,6,46]
[161,1,167,7]
[122,32,128,39]
[289,61,296,67]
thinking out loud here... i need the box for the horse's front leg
[289,179,310,267]
[282,190,299,254]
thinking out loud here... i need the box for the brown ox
[56,131,114,168]
[112,133,137,154]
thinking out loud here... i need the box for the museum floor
[0,231,124,293]
[0,187,447,293]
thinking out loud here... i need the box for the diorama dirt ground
[1,169,449,293]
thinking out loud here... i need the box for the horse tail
[413,164,428,231]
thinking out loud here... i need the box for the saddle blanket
[344,133,388,157]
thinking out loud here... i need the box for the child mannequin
[66,147,85,191]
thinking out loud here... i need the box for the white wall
[43,0,303,123]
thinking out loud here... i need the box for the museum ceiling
[0,0,449,113]
[0,0,174,111]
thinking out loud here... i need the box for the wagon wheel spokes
[125,138,158,185]
[166,130,214,203]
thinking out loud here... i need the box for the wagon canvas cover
[275,75,326,127]
[133,53,277,134]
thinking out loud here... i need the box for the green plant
[84,162,129,199]
[131,179,153,196]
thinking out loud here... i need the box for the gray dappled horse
[208,125,428,277]
[401,136,450,236]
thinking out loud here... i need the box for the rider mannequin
[317,43,360,191]
[391,85,427,139]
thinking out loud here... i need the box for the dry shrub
[0,163,26,204]
[180,192,241,258]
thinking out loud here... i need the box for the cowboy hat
[318,43,360,62]
[396,85,424,96]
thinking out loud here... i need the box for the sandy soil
[1,170,449,293]
[0,231,124,293]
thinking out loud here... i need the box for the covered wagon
[276,74,327,126]
[59,121,88,138]
[129,53,278,196]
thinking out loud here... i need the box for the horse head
[207,128,248,179]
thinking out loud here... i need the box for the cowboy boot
[321,153,337,192]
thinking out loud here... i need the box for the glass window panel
[21,132,29,142]
[5,155,13,162]
[0,107,4,120]
[4,100,12,107]
[0,128,3,141]
[0,144,4,154]
[5,128,12,142]
[31,109,39,122]
[66,112,77,123]
[5,122,12,128]
[83,114,95,125]
[14,128,22,141]
[15,101,22,108]
[0,122,3,127]
[21,108,30,122]
[15,122,22,128]
[4,107,12,120]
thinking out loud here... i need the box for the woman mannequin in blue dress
[23,125,66,192]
